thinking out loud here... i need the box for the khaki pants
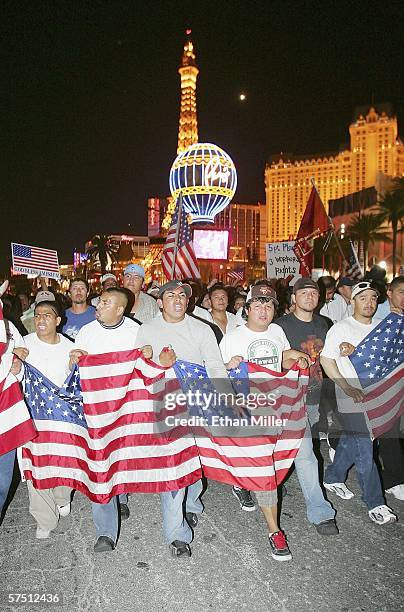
[27,481,72,531]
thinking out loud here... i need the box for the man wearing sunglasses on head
[320,282,398,525]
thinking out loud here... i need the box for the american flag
[344,240,363,280]
[161,195,200,280]
[0,304,36,455]
[22,350,202,503]
[22,349,309,500]
[227,266,244,285]
[174,359,308,491]
[349,313,403,438]
[11,242,60,279]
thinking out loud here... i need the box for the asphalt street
[1,442,403,612]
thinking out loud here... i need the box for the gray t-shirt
[136,314,233,392]
[131,292,160,323]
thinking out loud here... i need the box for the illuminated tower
[177,30,199,154]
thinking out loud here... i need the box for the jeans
[0,449,16,514]
[324,412,384,511]
[294,425,335,524]
[160,479,203,544]
[377,419,404,490]
[91,493,127,542]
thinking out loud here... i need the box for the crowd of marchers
[0,263,403,561]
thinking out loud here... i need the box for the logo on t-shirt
[247,339,280,370]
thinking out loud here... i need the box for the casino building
[265,104,404,242]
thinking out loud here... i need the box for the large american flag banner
[349,313,403,438]
[21,351,309,500]
[11,242,60,279]
[344,240,363,280]
[22,350,202,502]
[174,359,308,492]
[161,195,200,280]
[0,303,36,455]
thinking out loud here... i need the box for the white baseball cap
[100,273,117,284]
[351,281,379,300]
[35,290,56,303]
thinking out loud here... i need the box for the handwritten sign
[265,241,301,283]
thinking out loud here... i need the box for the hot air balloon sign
[169,143,237,223]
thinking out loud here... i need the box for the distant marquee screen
[193,229,229,260]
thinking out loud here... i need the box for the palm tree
[347,214,391,271]
[375,178,404,276]
[86,234,117,274]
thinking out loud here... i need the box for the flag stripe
[0,303,36,454]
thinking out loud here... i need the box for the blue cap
[124,264,145,277]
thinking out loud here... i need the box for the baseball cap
[351,281,380,300]
[100,273,116,284]
[35,290,56,304]
[123,264,145,277]
[158,280,192,298]
[147,282,160,296]
[337,277,357,287]
[292,278,319,294]
[246,285,279,306]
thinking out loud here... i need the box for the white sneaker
[385,484,404,501]
[36,527,51,539]
[324,482,354,500]
[368,505,397,525]
[58,503,71,517]
[326,433,335,463]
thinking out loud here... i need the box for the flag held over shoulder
[349,313,404,439]
[11,243,60,279]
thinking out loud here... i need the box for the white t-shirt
[24,333,73,387]
[321,315,380,412]
[220,323,290,372]
[74,317,140,354]
[208,311,239,335]
[5,320,25,353]
[320,293,353,324]
[193,305,211,321]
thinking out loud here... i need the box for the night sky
[1,1,403,273]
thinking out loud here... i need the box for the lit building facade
[177,31,199,154]
[265,105,404,242]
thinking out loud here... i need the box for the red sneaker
[268,530,292,561]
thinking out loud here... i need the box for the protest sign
[266,241,301,283]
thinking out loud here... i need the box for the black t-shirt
[274,313,329,405]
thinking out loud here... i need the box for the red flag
[294,186,332,276]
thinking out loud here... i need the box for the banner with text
[265,241,301,283]
[11,243,60,279]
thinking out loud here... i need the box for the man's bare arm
[320,355,365,403]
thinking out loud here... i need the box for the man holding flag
[220,284,310,561]
[320,281,399,525]
[11,299,73,539]
[0,281,36,520]
[135,280,233,558]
